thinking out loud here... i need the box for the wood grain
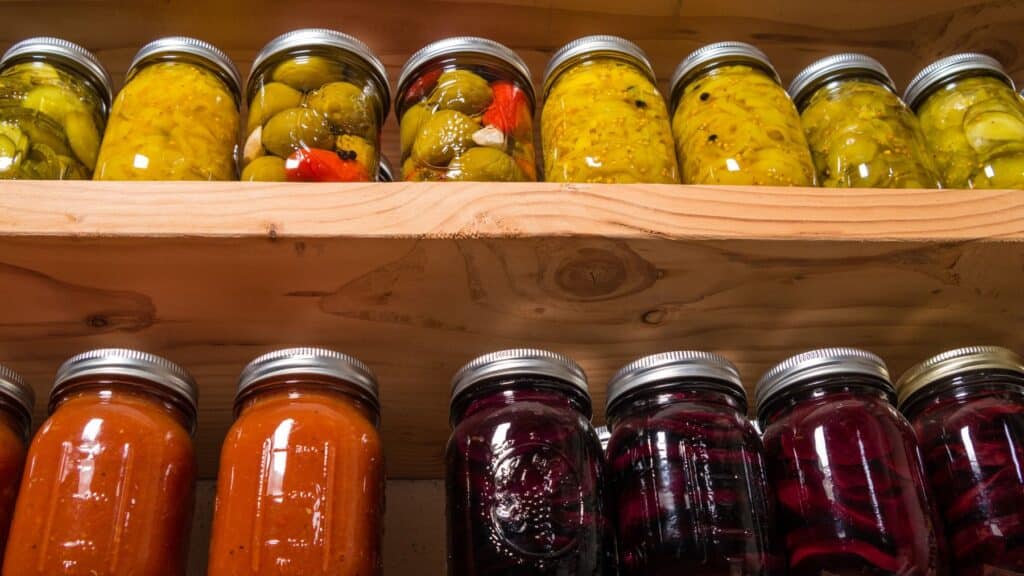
[0,0,1020,164]
[0,182,1022,479]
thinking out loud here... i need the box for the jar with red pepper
[396,37,536,182]
[897,346,1024,575]
[242,28,390,182]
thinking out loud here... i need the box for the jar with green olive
[0,37,112,179]
[242,29,389,183]
[905,54,1024,189]
[94,37,241,180]
[542,35,679,183]
[789,53,940,188]
[396,37,535,182]
[670,42,816,186]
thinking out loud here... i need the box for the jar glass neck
[608,383,746,428]
[51,378,196,435]
[796,72,895,111]
[759,376,894,427]
[900,370,1024,419]
[451,378,592,425]
[235,377,380,427]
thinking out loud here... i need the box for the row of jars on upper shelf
[0,345,1020,574]
[2,31,1024,189]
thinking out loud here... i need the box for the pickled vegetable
[94,61,239,180]
[543,59,679,183]
[673,64,815,185]
[0,62,106,179]
[400,66,535,182]
[917,76,1024,188]
[800,80,940,188]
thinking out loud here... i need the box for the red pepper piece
[482,80,529,134]
[285,148,370,182]
[403,68,443,107]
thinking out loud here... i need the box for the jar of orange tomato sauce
[208,347,383,575]
[2,349,197,575]
[0,363,33,561]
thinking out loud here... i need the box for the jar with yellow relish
[541,35,679,183]
[789,54,940,188]
[0,37,112,179]
[94,37,241,180]
[242,29,389,183]
[669,42,816,186]
[905,53,1024,189]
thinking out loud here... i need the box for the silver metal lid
[249,28,390,118]
[129,36,242,99]
[606,351,744,411]
[755,347,892,415]
[237,347,378,405]
[543,35,654,98]
[53,348,198,411]
[377,155,394,182]
[0,363,34,419]
[896,346,1024,407]
[788,53,895,108]
[904,53,1013,110]
[670,41,779,104]
[451,348,588,405]
[398,36,532,104]
[1,37,113,108]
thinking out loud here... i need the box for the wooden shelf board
[0,182,1022,480]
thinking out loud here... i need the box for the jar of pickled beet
[904,53,1024,189]
[897,346,1024,575]
[0,364,33,560]
[0,37,112,179]
[3,349,197,575]
[94,37,241,180]
[756,348,946,575]
[208,348,383,575]
[605,351,781,575]
[396,37,535,182]
[241,29,389,183]
[447,349,614,575]
[542,36,679,183]
[789,53,941,188]
[669,42,816,186]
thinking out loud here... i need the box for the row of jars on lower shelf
[0,344,1020,574]
[3,32,1024,188]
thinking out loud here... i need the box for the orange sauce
[208,386,382,575]
[0,409,26,560]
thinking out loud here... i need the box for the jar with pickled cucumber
[669,42,816,186]
[243,29,389,183]
[789,53,941,188]
[396,37,535,182]
[905,53,1024,189]
[94,37,241,181]
[542,36,679,183]
[0,37,112,179]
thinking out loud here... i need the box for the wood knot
[642,308,667,325]
[545,243,658,302]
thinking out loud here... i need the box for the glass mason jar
[897,346,1024,575]
[0,37,112,179]
[605,351,781,575]
[447,349,613,575]
[242,29,389,183]
[94,37,241,180]
[0,364,33,560]
[3,349,197,575]
[396,37,536,182]
[756,348,946,575]
[669,42,816,186]
[378,155,395,182]
[208,348,383,575]
[789,53,941,188]
[904,53,1024,189]
[542,36,679,183]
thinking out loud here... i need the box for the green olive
[411,109,479,167]
[22,85,86,123]
[306,82,372,135]
[400,104,429,158]
[261,107,334,158]
[247,82,303,133]
[336,134,376,173]
[447,147,525,181]
[241,156,288,181]
[428,70,493,115]
[272,56,345,92]
[65,112,100,171]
